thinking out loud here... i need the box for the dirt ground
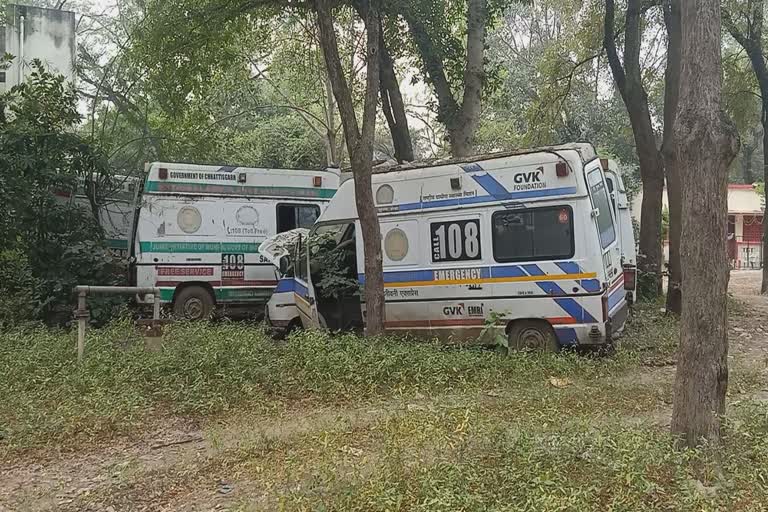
[2,271,768,512]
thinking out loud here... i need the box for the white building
[632,184,765,268]
[0,4,76,91]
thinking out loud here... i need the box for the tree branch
[315,0,361,146]
[603,0,627,94]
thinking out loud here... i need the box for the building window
[492,206,574,263]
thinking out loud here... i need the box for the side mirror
[279,255,290,275]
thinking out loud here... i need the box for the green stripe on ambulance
[144,181,336,199]
[140,242,261,253]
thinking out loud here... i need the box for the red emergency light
[555,161,568,177]
[313,176,322,187]
[623,264,637,291]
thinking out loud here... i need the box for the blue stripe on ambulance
[274,279,296,293]
[555,261,601,292]
[395,186,579,212]
[555,261,581,274]
[607,284,625,312]
[294,280,308,297]
[357,263,595,284]
[469,173,509,198]
[579,279,602,292]
[521,264,546,276]
[535,281,598,323]
[489,265,526,278]
[555,327,579,346]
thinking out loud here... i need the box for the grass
[220,403,768,511]
[2,302,768,511]
[0,317,657,457]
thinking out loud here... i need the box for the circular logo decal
[385,228,409,261]
[376,184,395,205]
[177,206,202,234]
[236,205,260,226]
[558,209,570,224]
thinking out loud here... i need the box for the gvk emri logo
[512,167,546,191]
[442,303,485,317]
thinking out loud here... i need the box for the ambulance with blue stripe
[267,143,636,350]
[129,162,340,319]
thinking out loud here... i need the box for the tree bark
[670,0,739,448]
[315,0,385,336]
[450,0,488,157]
[353,1,413,163]
[662,0,682,315]
[740,126,760,184]
[322,75,340,166]
[402,0,488,157]
[763,121,768,293]
[604,0,665,298]
[378,25,414,162]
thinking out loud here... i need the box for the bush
[0,61,127,325]
[0,249,43,328]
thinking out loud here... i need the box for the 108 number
[431,220,481,262]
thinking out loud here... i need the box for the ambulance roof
[321,143,600,221]
[143,162,340,200]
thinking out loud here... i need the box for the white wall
[631,185,764,224]
[1,4,75,91]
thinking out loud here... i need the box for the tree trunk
[450,0,488,157]
[741,128,757,184]
[724,1,768,293]
[378,27,414,162]
[402,0,487,158]
[663,0,682,314]
[671,0,739,447]
[448,118,474,158]
[634,125,665,298]
[604,0,665,297]
[762,114,768,293]
[323,76,339,166]
[353,1,414,163]
[315,0,385,335]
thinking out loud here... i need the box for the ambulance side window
[588,170,616,248]
[276,204,321,233]
[605,176,616,212]
[492,206,574,262]
[295,235,308,282]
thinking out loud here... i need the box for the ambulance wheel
[507,320,559,353]
[173,286,214,320]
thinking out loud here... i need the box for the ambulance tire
[173,286,215,321]
[507,320,559,353]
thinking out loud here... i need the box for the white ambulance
[57,175,140,258]
[129,162,341,319]
[266,143,636,350]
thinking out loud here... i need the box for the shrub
[0,249,43,328]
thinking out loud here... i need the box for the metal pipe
[77,292,87,362]
[74,285,160,295]
[73,286,162,361]
[18,15,24,86]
